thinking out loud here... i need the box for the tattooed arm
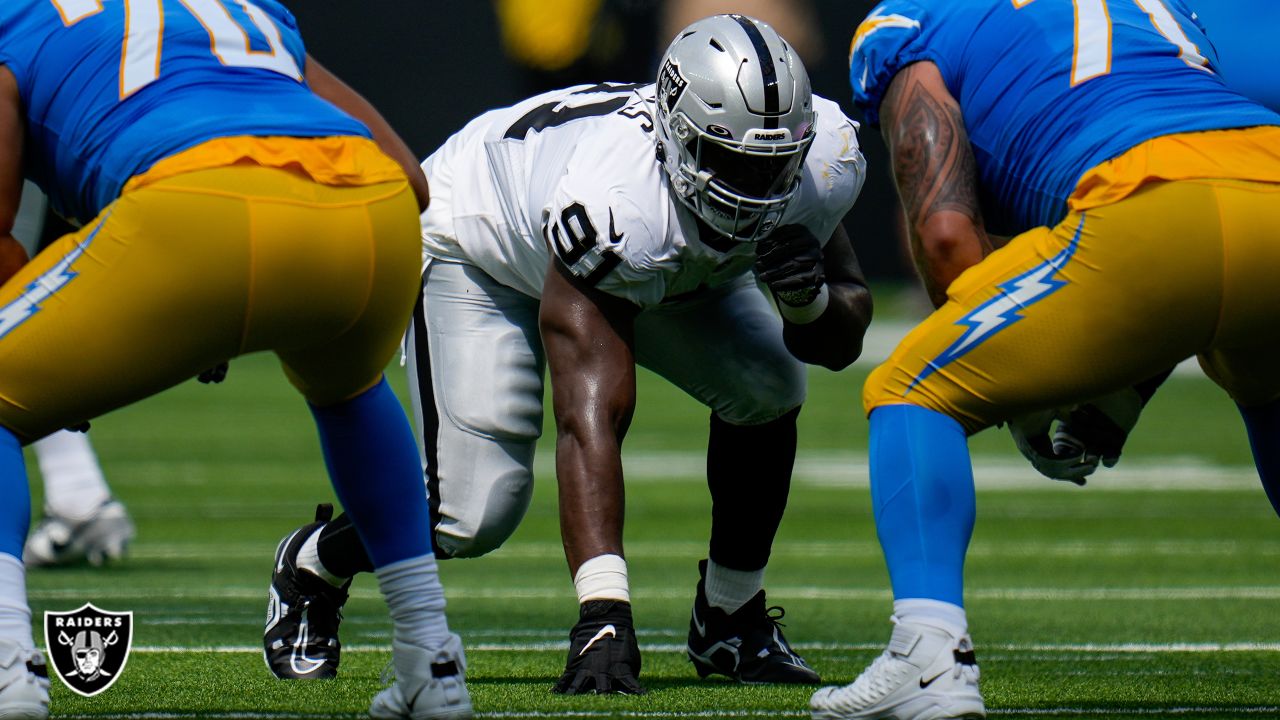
[880,61,990,308]
[0,66,28,287]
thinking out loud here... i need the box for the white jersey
[421,83,865,307]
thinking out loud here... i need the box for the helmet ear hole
[653,14,815,242]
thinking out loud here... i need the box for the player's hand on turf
[552,600,646,695]
[754,224,825,308]
[1051,386,1144,470]
[1009,409,1100,485]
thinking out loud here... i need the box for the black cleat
[264,504,350,680]
[687,559,821,684]
[552,600,646,695]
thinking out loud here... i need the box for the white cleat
[810,619,985,720]
[23,499,136,568]
[369,633,472,720]
[0,640,49,720]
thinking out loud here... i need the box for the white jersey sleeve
[422,83,682,302]
[543,133,675,308]
[782,95,867,245]
[420,85,851,309]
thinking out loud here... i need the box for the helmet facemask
[666,112,813,241]
[654,14,815,243]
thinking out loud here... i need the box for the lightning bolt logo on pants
[0,218,104,342]
[907,215,1086,393]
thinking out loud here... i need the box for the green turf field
[22,316,1280,718]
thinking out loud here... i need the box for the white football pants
[406,259,805,558]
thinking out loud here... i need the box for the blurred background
[289,0,1277,291]
[289,0,909,282]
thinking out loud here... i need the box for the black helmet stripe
[729,14,780,128]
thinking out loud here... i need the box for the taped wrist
[573,554,630,604]
[776,284,829,324]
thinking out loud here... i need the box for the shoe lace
[307,590,346,634]
[737,601,794,656]
[730,598,788,652]
[764,605,787,628]
[283,567,347,630]
[826,650,910,709]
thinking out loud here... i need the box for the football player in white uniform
[264,14,872,693]
[12,183,136,568]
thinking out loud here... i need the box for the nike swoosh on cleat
[289,620,327,675]
[919,669,948,689]
[276,530,300,573]
[578,624,617,656]
[691,607,706,637]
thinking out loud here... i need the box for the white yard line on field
[991,710,1280,717]
[55,709,1280,719]
[28,584,1280,602]
[109,450,1261,517]
[554,450,1261,490]
[471,707,1280,712]
[123,537,1280,562]
[128,640,1280,654]
[50,701,1280,718]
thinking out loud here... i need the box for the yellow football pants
[865,175,1280,433]
[0,155,420,442]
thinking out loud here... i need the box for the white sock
[294,527,347,588]
[376,554,450,649]
[574,554,630,604]
[34,430,111,520]
[705,559,764,613]
[893,598,968,638]
[0,554,34,650]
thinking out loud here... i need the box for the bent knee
[431,457,534,559]
[863,360,989,433]
[714,367,806,426]
[863,361,906,416]
[435,522,517,559]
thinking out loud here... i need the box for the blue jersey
[0,0,370,223]
[850,0,1280,234]
[1183,0,1280,112]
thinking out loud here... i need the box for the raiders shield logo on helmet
[44,603,133,696]
[658,59,688,114]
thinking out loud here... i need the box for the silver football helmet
[654,14,815,242]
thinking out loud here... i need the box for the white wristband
[776,284,829,324]
[573,553,631,603]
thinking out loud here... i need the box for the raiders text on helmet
[654,14,815,242]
